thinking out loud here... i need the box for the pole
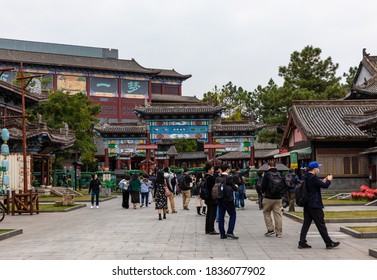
[21,63,28,193]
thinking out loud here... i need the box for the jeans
[91,189,100,206]
[141,192,149,206]
[235,185,245,208]
[218,200,237,237]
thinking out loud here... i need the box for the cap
[308,161,322,170]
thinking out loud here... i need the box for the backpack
[199,177,209,200]
[284,173,294,188]
[178,175,189,190]
[231,173,241,185]
[211,176,226,200]
[295,179,309,207]
[118,179,129,192]
[268,171,285,196]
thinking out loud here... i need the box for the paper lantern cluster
[1,128,10,188]
[351,185,377,200]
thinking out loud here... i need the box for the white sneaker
[90,206,94,209]
[96,206,99,209]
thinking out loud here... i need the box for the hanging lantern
[1,143,9,156]
[1,128,9,142]
[1,159,8,171]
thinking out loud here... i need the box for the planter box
[283,212,377,223]
[340,227,377,238]
[369,248,377,258]
[0,229,22,241]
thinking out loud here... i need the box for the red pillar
[86,75,91,97]
[117,76,122,122]
[105,149,109,169]
[53,71,57,91]
[116,159,121,169]
[250,145,255,167]
[208,131,214,161]
[148,80,152,103]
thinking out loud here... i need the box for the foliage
[256,128,282,146]
[342,66,358,89]
[12,71,52,93]
[28,90,101,174]
[174,139,198,152]
[202,82,258,121]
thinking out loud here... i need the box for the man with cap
[298,161,340,249]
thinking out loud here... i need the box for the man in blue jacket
[298,161,340,249]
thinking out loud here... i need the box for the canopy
[274,147,312,158]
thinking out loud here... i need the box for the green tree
[174,139,197,152]
[202,82,258,121]
[342,66,358,89]
[28,91,101,182]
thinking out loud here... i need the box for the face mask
[315,169,320,175]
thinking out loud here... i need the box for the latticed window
[164,84,179,95]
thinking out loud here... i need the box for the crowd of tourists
[93,160,340,249]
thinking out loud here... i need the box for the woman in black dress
[154,171,167,220]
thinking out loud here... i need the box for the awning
[274,147,312,158]
[360,146,377,155]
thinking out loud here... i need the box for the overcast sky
[2,0,376,98]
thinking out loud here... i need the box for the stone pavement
[0,194,376,260]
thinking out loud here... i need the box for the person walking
[261,161,286,238]
[88,174,102,209]
[256,171,264,210]
[154,171,168,220]
[129,173,141,209]
[233,167,245,210]
[119,174,131,209]
[298,161,340,249]
[163,167,177,213]
[140,178,151,207]
[195,172,206,216]
[204,163,219,235]
[217,164,239,239]
[179,167,192,210]
[284,168,298,212]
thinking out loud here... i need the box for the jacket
[302,172,331,208]
[89,179,101,193]
[204,173,216,205]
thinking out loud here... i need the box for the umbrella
[258,162,289,171]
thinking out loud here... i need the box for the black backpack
[284,173,294,188]
[232,173,242,185]
[199,177,209,200]
[211,176,226,200]
[178,175,189,190]
[295,179,309,207]
[268,171,285,196]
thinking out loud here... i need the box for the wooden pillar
[116,159,121,169]
[208,131,214,161]
[53,71,57,90]
[179,84,182,96]
[41,158,45,186]
[250,145,255,168]
[86,75,91,97]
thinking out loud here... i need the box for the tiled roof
[175,151,207,160]
[291,100,377,139]
[151,94,199,103]
[151,69,191,80]
[212,122,263,132]
[0,80,48,102]
[135,104,224,116]
[94,123,147,134]
[0,48,158,74]
[7,118,75,148]
[343,108,377,130]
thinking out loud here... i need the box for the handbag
[164,186,172,197]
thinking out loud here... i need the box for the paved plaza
[0,194,376,260]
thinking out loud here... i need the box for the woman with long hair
[154,171,168,220]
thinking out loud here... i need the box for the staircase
[51,187,83,197]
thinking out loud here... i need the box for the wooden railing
[11,190,39,215]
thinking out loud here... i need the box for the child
[140,178,151,207]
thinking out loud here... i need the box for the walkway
[0,194,375,260]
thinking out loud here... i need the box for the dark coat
[204,173,216,205]
[302,172,331,208]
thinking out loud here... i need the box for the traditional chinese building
[0,38,191,123]
[345,48,377,100]
[0,79,75,190]
[279,100,377,191]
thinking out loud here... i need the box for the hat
[308,161,322,170]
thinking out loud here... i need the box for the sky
[1,0,377,99]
